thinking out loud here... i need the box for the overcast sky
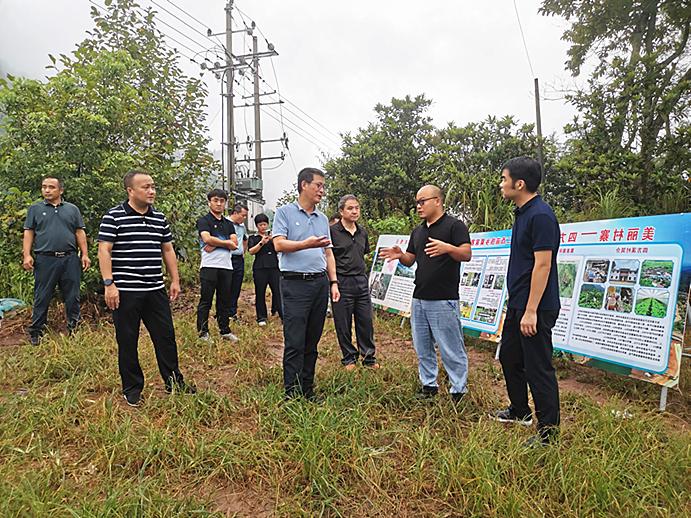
[0,0,581,209]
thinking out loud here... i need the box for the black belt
[36,251,74,257]
[281,271,326,280]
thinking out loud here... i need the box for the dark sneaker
[304,392,324,404]
[165,382,197,395]
[29,335,41,346]
[415,385,439,400]
[450,392,466,404]
[123,393,142,407]
[490,408,533,426]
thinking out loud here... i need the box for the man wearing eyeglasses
[272,167,340,401]
[380,185,472,403]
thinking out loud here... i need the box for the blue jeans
[411,298,469,394]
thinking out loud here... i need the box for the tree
[426,115,562,231]
[324,95,434,220]
[541,0,691,213]
[0,0,216,293]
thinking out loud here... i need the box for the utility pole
[225,1,235,192]
[534,77,545,184]
[252,35,262,181]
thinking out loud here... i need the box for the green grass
[0,298,689,517]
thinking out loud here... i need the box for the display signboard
[369,214,691,388]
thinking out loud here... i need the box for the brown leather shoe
[344,363,357,372]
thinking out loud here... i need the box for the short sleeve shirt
[97,202,173,292]
[24,200,85,252]
[406,213,471,300]
[330,221,369,276]
[230,220,248,255]
[506,195,561,311]
[272,201,331,273]
[197,212,236,270]
[247,234,279,269]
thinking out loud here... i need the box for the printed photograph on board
[608,259,640,285]
[582,259,610,283]
[604,286,634,313]
[639,260,673,288]
[460,271,481,287]
[634,288,670,318]
[557,262,578,298]
[578,283,605,309]
[369,272,393,300]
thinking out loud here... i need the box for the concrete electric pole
[225,1,235,192]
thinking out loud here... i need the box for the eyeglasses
[310,182,326,191]
[415,196,438,206]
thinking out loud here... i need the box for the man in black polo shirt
[330,194,378,370]
[98,169,195,407]
[380,185,472,402]
[491,156,561,446]
[196,189,238,341]
[23,176,91,345]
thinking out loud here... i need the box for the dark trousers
[112,288,184,397]
[281,276,329,397]
[196,267,233,335]
[253,267,282,321]
[332,274,376,365]
[499,308,560,435]
[29,253,81,337]
[229,255,245,317]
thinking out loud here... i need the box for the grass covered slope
[0,295,689,517]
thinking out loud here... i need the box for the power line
[233,78,336,152]
[512,0,536,78]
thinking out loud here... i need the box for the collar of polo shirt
[123,200,154,216]
[514,194,541,216]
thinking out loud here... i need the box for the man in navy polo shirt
[491,156,561,446]
[273,167,340,400]
[23,176,91,345]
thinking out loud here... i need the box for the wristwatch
[330,280,339,286]
[103,278,114,286]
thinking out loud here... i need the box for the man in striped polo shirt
[97,169,195,407]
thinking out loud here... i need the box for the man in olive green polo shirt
[23,177,91,345]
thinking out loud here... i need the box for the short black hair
[297,167,325,193]
[501,157,542,192]
[207,188,228,201]
[42,176,63,189]
[123,169,151,190]
[231,203,248,214]
[254,213,269,225]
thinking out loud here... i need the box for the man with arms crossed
[98,170,195,407]
[380,185,471,402]
[491,156,561,446]
[330,194,378,370]
[196,189,239,341]
[23,177,91,345]
[273,167,340,400]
